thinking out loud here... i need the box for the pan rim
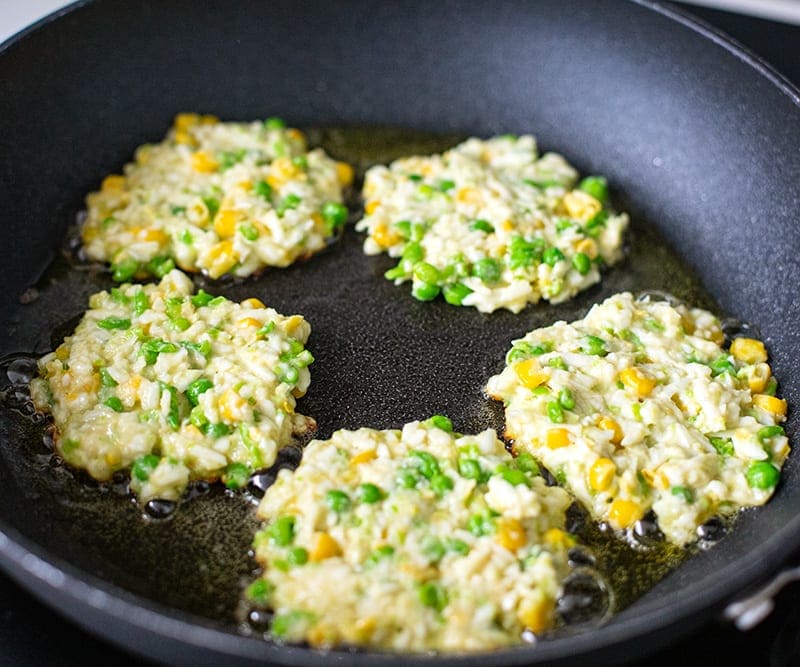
[1,0,799,663]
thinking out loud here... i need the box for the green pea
[458,458,485,481]
[764,377,779,396]
[398,470,419,488]
[430,473,454,497]
[572,252,591,275]
[547,401,565,423]
[384,263,407,281]
[291,155,308,170]
[99,368,118,388]
[402,242,424,265]
[223,462,250,490]
[245,578,274,606]
[358,483,384,504]
[758,425,785,442]
[111,258,138,282]
[217,149,246,171]
[584,210,608,237]
[709,355,736,376]
[264,117,286,129]
[254,179,273,201]
[393,220,412,238]
[270,611,314,638]
[257,321,276,338]
[413,262,441,285]
[160,383,181,430]
[287,546,309,567]
[191,289,215,307]
[438,179,456,192]
[746,461,780,489]
[644,318,665,332]
[365,545,395,567]
[422,537,446,563]
[467,514,494,536]
[418,582,448,611]
[146,256,175,278]
[671,486,694,503]
[469,219,494,234]
[508,235,544,269]
[427,415,453,432]
[542,247,565,267]
[132,454,160,482]
[548,356,568,370]
[189,406,208,431]
[279,365,299,385]
[97,317,131,330]
[132,291,150,316]
[103,396,124,412]
[578,175,609,203]
[497,465,529,487]
[410,451,441,479]
[277,193,301,217]
[202,422,231,438]
[181,340,212,359]
[473,258,502,284]
[62,439,79,454]
[558,388,575,410]
[412,282,440,301]
[446,538,470,555]
[407,173,423,182]
[202,195,220,220]
[442,282,473,306]
[141,339,179,364]
[239,224,259,241]
[325,489,351,513]
[321,202,348,234]
[417,184,436,199]
[582,335,608,356]
[267,516,296,546]
[516,452,539,475]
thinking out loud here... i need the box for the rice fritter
[249,418,576,651]
[81,114,352,280]
[356,135,628,312]
[30,270,315,502]
[485,292,789,545]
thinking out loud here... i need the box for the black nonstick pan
[1,1,799,665]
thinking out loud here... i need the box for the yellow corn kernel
[200,114,219,125]
[241,298,266,309]
[238,179,253,191]
[174,129,193,145]
[619,367,656,397]
[608,499,643,529]
[237,317,262,328]
[589,458,616,492]
[269,156,300,186]
[213,209,240,237]
[596,416,623,445]
[575,237,598,259]
[495,518,526,552]
[174,112,200,131]
[748,363,771,393]
[543,528,576,549]
[309,532,342,561]
[455,186,481,205]
[187,200,210,227]
[191,150,219,173]
[348,617,377,643]
[101,174,126,191]
[55,344,70,361]
[219,388,245,421]
[546,428,571,449]
[205,239,238,278]
[730,337,768,364]
[562,190,602,221]
[502,219,514,231]
[140,228,168,244]
[284,315,304,334]
[365,200,381,215]
[350,450,377,465]
[287,127,306,143]
[753,394,787,418]
[336,161,353,187]
[514,359,549,389]
[281,399,295,414]
[105,451,121,467]
[372,222,402,248]
[518,597,554,634]
[641,468,669,490]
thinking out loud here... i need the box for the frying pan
[1,0,799,665]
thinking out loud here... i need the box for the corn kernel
[563,190,602,221]
[514,359,549,389]
[191,150,219,173]
[730,337,768,364]
[174,129,193,145]
[336,161,353,187]
[589,458,616,491]
[241,298,266,309]
[187,200,210,227]
[575,237,598,259]
[753,394,787,418]
[608,499,643,529]
[205,239,238,278]
[350,450,377,465]
[309,532,342,561]
[237,317,262,328]
[518,597,554,634]
[619,367,656,397]
[101,174,126,191]
[213,209,240,237]
[546,428,571,449]
[641,468,669,490]
[495,518,526,552]
[596,416,623,445]
[284,315,304,334]
[105,451,121,466]
[502,219,515,231]
[365,200,381,215]
[269,156,300,186]
[287,128,306,143]
[372,222,402,248]
[200,114,219,125]
[219,388,245,421]
[748,363,771,393]
[174,112,200,131]
[543,528,576,548]
[455,186,481,205]
[140,228,168,244]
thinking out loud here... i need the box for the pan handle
[723,566,800,630]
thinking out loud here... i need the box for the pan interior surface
[0,1,799,665]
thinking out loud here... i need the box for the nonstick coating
[1,1,799,665]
